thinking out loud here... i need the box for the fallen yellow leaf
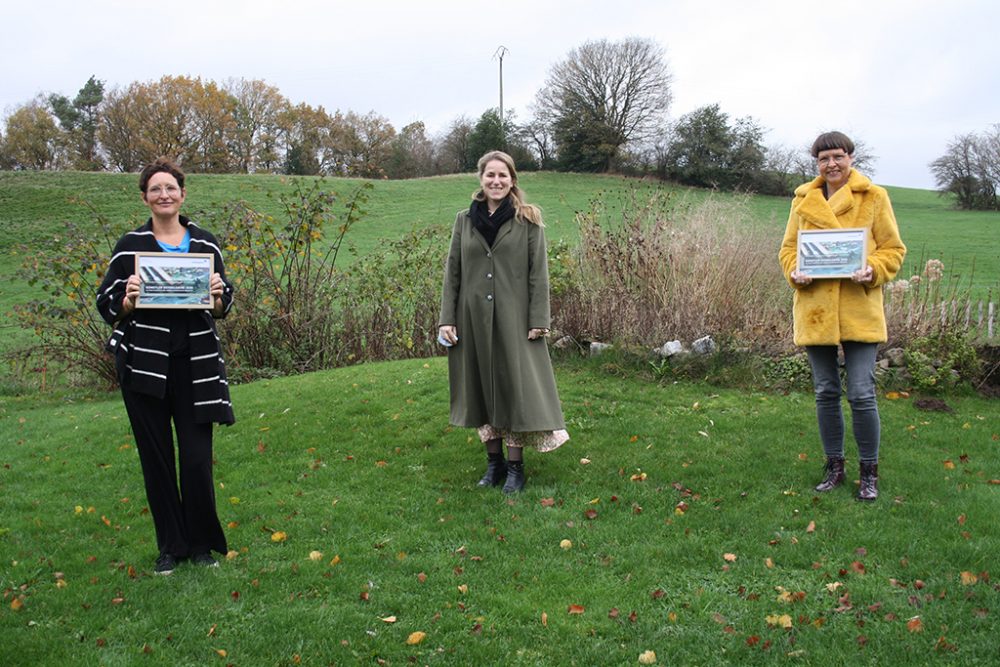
[380,616,397,623]
[271,531,288,542]
[308,550,323,561]
[960,571,978,586]
[723,553,737,562]
[457,584,469,594]
[541,611,548,627]
[406,631,426,645]
[766,614,793,629]
[638,649,657,664]
[560,539,573,550]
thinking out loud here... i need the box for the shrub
[207,180,371,379]
[903,330,981,392]
[337,226,447,364]
[13,202,131,389]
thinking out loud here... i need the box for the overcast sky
[4,0,997,188]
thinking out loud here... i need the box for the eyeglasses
[147,185,181,196]
[816,154,849,166]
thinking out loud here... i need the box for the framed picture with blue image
[797,228,867,279]
[134,252,214,309]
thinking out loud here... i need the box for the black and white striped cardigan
[96,217,236,425]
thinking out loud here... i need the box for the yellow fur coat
[779,169,906,346]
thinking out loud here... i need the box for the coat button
[486,273,493,279]
[486,252,491,257]
[486,294,493,301]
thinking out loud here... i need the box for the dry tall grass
[552,189,791,353]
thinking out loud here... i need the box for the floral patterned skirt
[477,424,569,453]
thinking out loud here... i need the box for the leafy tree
[279,103,327,175]
[930,129,998,210]
[386,121,435,179]
[96,84,147,171]
[467,108,508,163]
[98,76,243,172]
[1,98,64,170]
[339,111,396,178]
[662,104,784,192]
[536,37,672,172]
[48,75,104,170]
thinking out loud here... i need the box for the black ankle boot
[857,461,878,502]
[815,456,846,492]
[477,454,507,487]
[502,461,525,494]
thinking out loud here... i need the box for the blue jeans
[806,342,880,463]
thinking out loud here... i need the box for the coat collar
[467,211,515,251]
[793,170,872,228]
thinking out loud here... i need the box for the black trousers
[121,354,227,558]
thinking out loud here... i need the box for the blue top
[156,230,191,253]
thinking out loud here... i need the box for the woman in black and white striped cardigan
[96,158,235,575]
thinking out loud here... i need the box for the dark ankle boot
[477,454,507,487]
[857,461,879,502]
[815,456,845,492]
[502,461,525,494]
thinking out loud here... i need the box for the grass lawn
[2,355,998,665]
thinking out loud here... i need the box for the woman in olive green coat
[439,151,568,494]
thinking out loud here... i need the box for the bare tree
[435,116,474,173]
[930,131,997,210]
[225,78,289,173]
[535,37,672,171]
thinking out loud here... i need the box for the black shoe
[155,553,178,575]
[477,455,507,487]
[857,462,879,502]
[191,552,219,568]
[815,456,846,492]
[502,461,525,494]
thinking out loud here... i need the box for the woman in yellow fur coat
[779,131,906,501]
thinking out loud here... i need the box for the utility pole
[493,46,509,147]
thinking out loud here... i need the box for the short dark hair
[810,131,855,158]
[139,158,185,192]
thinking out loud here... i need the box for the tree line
[1,37,995,206]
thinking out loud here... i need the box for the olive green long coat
[439,209,565,431]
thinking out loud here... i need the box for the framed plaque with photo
[134,252,214,309]
[797,228,867,279]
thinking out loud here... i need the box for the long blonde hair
[472,150,543,226]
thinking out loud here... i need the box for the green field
[2,355,998,665]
